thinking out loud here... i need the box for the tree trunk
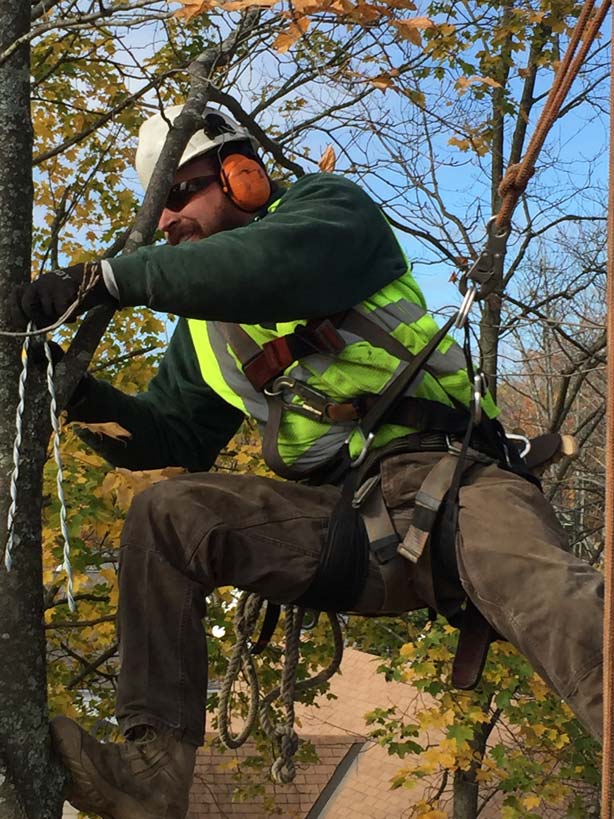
[453,769,479,819]
[452,707,498,819]
[0,3,64,816]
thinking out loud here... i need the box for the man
[12,105,604,819]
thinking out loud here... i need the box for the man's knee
[121,477,216,558]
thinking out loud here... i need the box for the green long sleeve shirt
[73,172,410,471]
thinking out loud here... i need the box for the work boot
[51,716,196,819]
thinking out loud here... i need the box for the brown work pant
[116,453,603,747]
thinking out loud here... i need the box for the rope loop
[218,593,344,784]
[218,592,262,749]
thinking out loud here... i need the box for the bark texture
[0,2,64,816]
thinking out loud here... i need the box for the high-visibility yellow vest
[187,263,497,478]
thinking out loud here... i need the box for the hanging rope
[496,1,610,231]
[218,592,344,783]
[5,331,75,612]
[602,3,614,816]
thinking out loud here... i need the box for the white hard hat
[135,104,258,191]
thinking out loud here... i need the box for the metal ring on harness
[505,432,531,459]
[348,429,375,468]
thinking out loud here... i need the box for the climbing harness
[217,592,343,784]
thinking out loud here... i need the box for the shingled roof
[186,647,428,818]
[188,734,362,818]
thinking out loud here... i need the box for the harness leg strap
[451,600,497,690]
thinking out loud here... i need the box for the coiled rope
[218,592,344,783]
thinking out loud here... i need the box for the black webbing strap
[358,312,457,439]
[386,397,469,434]
[250,602,281,656]
[293,467,370,612]
[341,308,442,377]
[261,393,304,479]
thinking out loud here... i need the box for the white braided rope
[5,330,75,612]
[44,342,75,612]
[5,331,31,571]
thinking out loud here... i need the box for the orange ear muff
[220,154,271,212]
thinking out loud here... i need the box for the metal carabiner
[455,284,477,328]
[264,376,331,421]
[348,429,375,468]
[263,375,295,398]
[468,216,510,292]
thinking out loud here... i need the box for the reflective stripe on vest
[187,267,498,477]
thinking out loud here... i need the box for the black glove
[10,261,116,331]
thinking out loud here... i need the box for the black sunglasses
[165,174,218,212]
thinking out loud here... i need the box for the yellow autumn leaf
[448,136,471,152]
[521,795,541,811]
[417,809,447,819]
[75,421,132,441]
[400,641,415,658]
[318,145,336,173]
[274,17,310,53]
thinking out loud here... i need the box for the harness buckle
[352,474,381,509]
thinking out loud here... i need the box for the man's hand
[10,261,116,330]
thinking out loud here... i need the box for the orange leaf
[370,73,396,90]
[318,145,336,173]
[274,17,310,53]
[174,0,215,20]
[394,16,434,45]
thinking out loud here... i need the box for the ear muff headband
[219,154,271,212]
